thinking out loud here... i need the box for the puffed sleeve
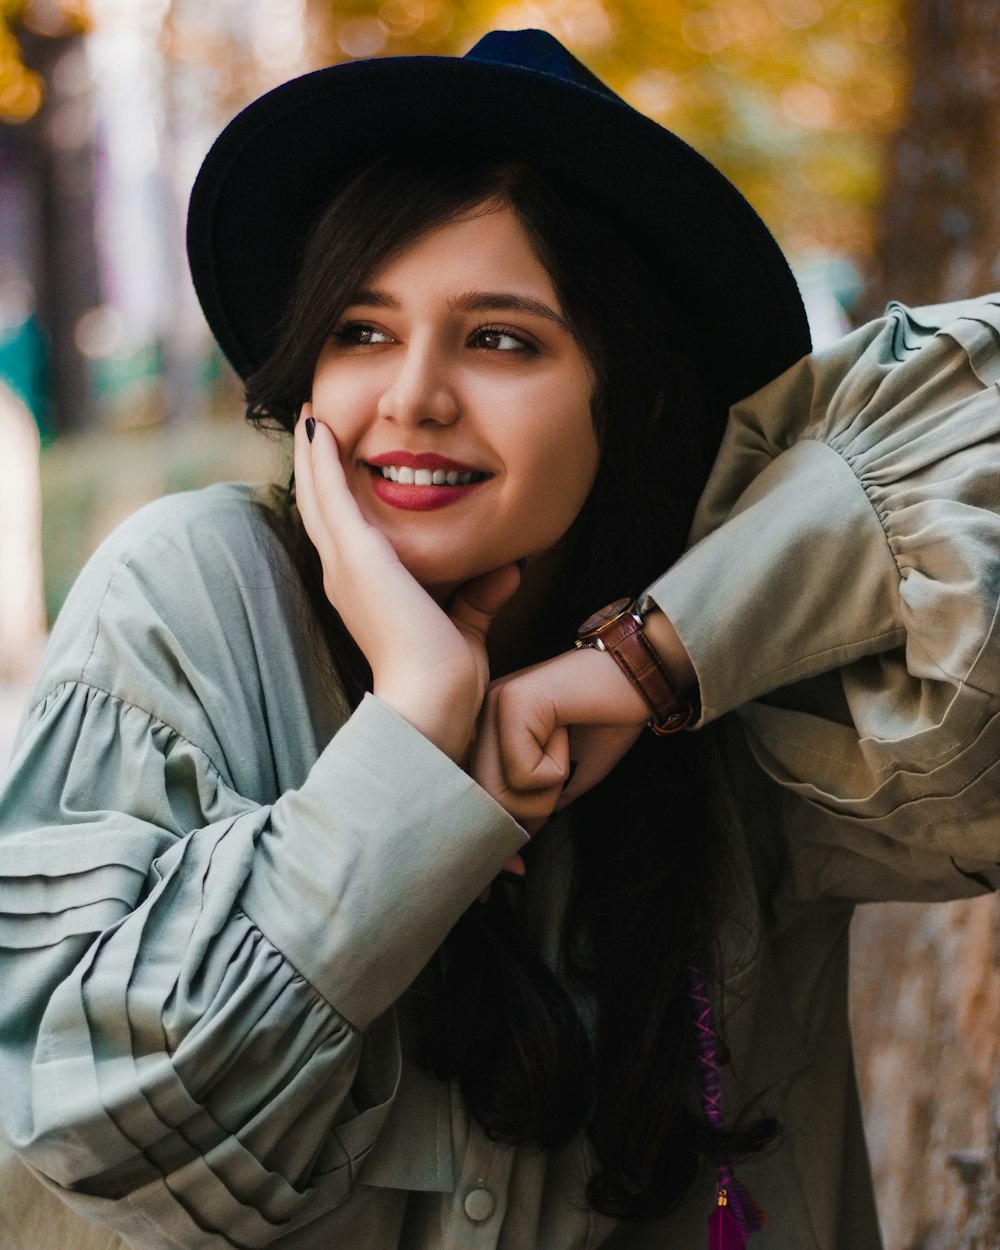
[0,486,526,1247]
[646,295,1000,900]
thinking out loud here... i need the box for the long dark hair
[246,153,775,1219]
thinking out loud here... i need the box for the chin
[404,551,501,601]
[402,554,472,597]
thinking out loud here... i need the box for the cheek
[311,370,371,452]
[550,382,600,490]
[557,435,601,530]
[517,396,600,534]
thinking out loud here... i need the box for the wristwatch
[575,597,693,734]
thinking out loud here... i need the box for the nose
[376,337,459,428]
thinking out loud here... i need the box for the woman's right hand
[293,405,521,763]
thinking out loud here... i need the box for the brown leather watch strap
[575,599,693,734]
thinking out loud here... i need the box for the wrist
[575,645,651,725]
[575,597,695,733]
[640,604,696,696]
[373,677,478,763]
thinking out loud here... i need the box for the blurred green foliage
[39,417,285,622]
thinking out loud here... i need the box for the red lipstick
[365,450,492,512]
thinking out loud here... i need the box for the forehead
[364,204,557,297]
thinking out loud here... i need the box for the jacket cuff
[644,439,905,724]
[241,694,527,1029]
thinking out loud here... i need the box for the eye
[470,325,537,354]
[332,321,394,346]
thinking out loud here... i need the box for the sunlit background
[0,0,914,616]
[0,0,913,620]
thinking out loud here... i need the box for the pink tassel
[708,1190,748,1250]
[727,1177,767,1233]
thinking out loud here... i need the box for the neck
[485,546,566,678]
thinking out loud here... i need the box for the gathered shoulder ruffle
[647,294,1000,899]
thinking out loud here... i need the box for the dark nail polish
[562,759,578,792]
[305,416,316,443]
[499,870,527,886]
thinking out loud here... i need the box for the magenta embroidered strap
[688,964,767,1249]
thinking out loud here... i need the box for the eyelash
[470,324,537,354]
[330,321,538,354]
[331,322,390,346]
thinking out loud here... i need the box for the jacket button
[464,1187,495,1221]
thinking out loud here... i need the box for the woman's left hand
[470,646,648,834]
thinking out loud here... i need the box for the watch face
[577,597,633,639]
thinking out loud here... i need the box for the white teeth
[377,464,482,486]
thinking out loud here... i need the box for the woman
[1,28,999,1250]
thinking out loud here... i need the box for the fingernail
[562,760,578,792]
[305,416,315,443]
[499,869,527,886]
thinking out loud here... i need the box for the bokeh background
[1,2,998,1246]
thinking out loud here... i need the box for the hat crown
[464,28,613,99]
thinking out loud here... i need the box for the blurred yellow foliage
[0,0,89,123]
[2,0,908,262]
[309,0,909,258]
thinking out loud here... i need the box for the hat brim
[187,53,810,419]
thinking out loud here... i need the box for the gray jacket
[1,295,999,1249]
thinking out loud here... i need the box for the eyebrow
[451,291,571,330]
[347,288,571,331]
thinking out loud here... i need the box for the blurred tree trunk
[14,28,100,432]
[850,899,1000,1249]
[861,0,1000,315]
[853,8,1000,1249]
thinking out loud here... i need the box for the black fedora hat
[187,28,810,421]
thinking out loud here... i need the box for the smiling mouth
[369,463,490,486]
